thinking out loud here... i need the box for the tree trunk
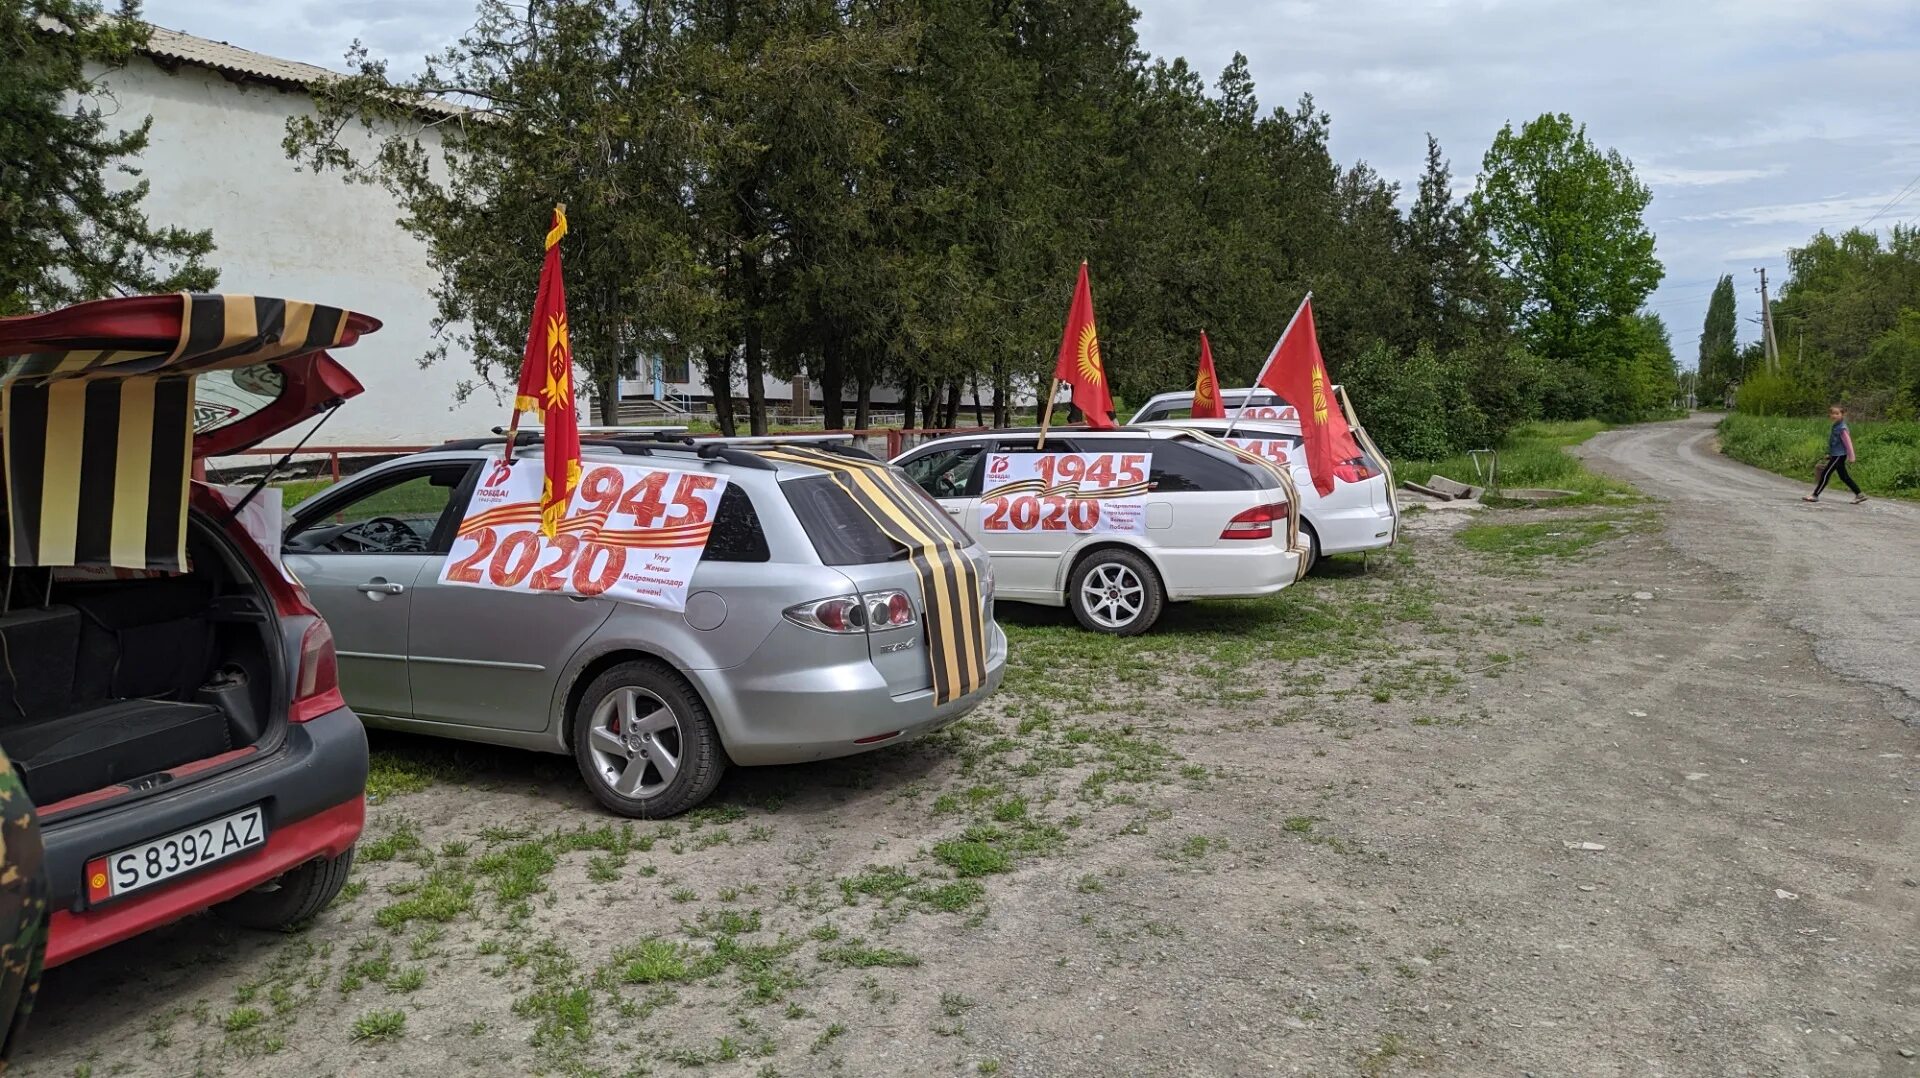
[743,330,768,436]
[821,331,846,430]
[901,372,918,429]
[854,369,873,429]
[596,369,620,425]
[971,374,984,427]
[704,347,737,437]
[944,379,962,428]
[920,383,939,429]
[992,362,1009,427]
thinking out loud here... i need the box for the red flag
[1253,299,1360,497]
[511,205,582,537]
[1050,262,1116,429]
[1191,331,1224,419]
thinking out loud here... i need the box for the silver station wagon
[284,434,1006,817]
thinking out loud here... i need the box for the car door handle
[944,507,963,516]
[356,581,407,595]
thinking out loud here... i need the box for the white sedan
[1129,389,1398,568]
[893,427,1305,635]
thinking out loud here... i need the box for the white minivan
[893,428,1304,635]
[1130,388,1397,569]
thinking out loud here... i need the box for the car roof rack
[450,428,784,472]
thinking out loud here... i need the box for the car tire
[1068,548,1164,636]
[214,847,355,931]
[1300,521,1322,574]
[572,660,725,819]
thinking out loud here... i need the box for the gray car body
[285,442,1006,767]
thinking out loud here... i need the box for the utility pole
[1754,267,1780,372]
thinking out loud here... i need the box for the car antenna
[223,404,342,522]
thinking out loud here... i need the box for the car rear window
[704,485,770,563]
[782,476,904,565]
[1087,438,1270,492]
[781,473,972,564]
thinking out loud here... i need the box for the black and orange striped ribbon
[758,446,988,706]
[1,294,364,571]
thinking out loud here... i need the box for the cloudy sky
[144,0,1920,365]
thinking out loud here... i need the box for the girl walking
[1805,405,1867,504]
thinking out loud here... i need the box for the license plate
[85,806,267,904]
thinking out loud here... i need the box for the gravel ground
[15,429,1919,1077]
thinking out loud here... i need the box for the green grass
[818,941,922,968]
[1397,420,1636,505]
[1457,517,1623,561]
[349,1009,407,1042]
[1718,413,1920,498]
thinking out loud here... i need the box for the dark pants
[1813,456,1861,497]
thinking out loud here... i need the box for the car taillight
[1336,460,1378,482]
[867,590,917,630]
[1221,502,1288,540]
[785,590,918,634]
[291,618,345,722]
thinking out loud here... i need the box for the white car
[1130,389,1398,569]
[893,428,1304,635]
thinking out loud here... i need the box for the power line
[1862,171,1920,229]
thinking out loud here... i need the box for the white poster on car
[438,457,727,612]
[979,451,1152,536]
[1224,437,1303,470]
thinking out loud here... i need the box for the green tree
[1,0,215,313]
[1469,113,1663,395]
[1696,274,1737,404]
[286,0,719,424]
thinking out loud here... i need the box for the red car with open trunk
[0,293,373,966]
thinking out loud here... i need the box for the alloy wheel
[585,686,684,798]
[1080,562,1145,629]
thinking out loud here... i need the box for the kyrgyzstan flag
[1051,262,1116,429]
[1254,298,1360,497]
[1190,330,1225,418]
[512,205,582,536]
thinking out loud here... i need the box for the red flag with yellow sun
[1051,262,1116,429]
[512,205,582,537]
[1191,330,1225,418]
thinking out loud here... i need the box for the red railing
[218,428,1004,481]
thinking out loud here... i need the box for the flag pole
[1035,378,1062,449]
[1222,291,1311,440]
[503,201,567,466]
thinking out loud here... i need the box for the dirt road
[15,426,1920,1077]
[1583,413,1920,722]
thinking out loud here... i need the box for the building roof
[50,18,469,118]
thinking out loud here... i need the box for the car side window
[901,445,985,499]
[1092,438,1256,492]
[286,464,475,556]
[703,484,771,563]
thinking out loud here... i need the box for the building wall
[93,57,501,452]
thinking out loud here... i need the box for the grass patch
[1718,413,1920,498]
[1398,420,1635,505]
[819,940,922,968]
[1457,517,1622,561]
[349,1009,406,1042]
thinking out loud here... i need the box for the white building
[93,26,510,452]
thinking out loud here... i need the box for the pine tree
[0,0,215,313]
[1697,275,1737,403]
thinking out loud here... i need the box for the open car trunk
[0,502,284,812]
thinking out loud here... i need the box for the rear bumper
[705,622,1008,766]
[1158,544,1301,600]
[1311,504,1399,555]
[43,705,369,967]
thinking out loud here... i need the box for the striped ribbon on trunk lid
[757,446,988,706]
[0,294,375,571]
